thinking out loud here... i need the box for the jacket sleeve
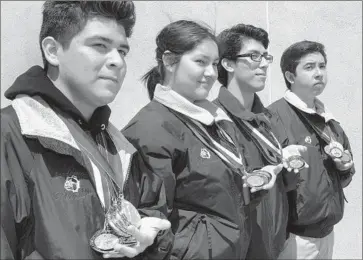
[122,119,183,260]
[268,109,301,192]
[1,115,33,260]
[126,153,175,260]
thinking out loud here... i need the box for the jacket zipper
[122,153,133,197]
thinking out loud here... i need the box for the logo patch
[200,148,211,159]
[304,136,312,144]
[64,175,80,193]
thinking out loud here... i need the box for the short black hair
[40,1,136,71]
[280,40,327,89]
[216,24,269,86]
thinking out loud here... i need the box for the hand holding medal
[103,217,171,258]
[243,163,284,193]
[324,141,353,171]
[90,195,141,254]
[281,144,309,173]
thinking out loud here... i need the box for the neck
[47,69,95,121]
[227,80,255,111]
[290,86,315,109]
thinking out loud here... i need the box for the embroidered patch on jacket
[304,136,312,144]
[200,148,211,159]
[64,175,80,193]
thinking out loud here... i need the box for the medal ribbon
[172,111,247,175]
[290,104,337,145]
[220,106,283,165]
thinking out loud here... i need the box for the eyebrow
[245,49,268,54]
[196,54,220,61]
[88,36,130,51]
[304,61,326,65]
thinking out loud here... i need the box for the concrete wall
[1,1,361,259]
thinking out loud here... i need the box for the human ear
[41,36,61,67]
[284,71,295,84]
[162,50,178,72]
[221,58,235,72]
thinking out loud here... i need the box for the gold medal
[90,195,141,252]
[245,170,272,188]
[90,229,120,253]
[329,146,343,158]
[324,141,351,162]
[286,155,306,170]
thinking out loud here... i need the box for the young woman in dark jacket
[122,20,283,259]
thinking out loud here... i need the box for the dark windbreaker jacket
[214,87,299,259]
[122,97,256,260]
[268,97,355,238]
[1,66,173,260]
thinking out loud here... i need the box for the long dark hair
[142,20,216,100]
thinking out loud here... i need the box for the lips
[100,76,118,83]
[314,82,325,86]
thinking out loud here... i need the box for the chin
[248,84,265,93]
[196,90,210,100]
[97,93,118,106]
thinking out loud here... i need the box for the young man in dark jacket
[1,2,171,259]
[214,24,308,259]
[268,40,355,259]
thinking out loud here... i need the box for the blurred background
[1,1,361,259]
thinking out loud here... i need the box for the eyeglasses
[235,53,273,63]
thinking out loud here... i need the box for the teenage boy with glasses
[213,23,308,259]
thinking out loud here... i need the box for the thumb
[274,163,284,174]
[151,219,171,230]
[296,145,307,153]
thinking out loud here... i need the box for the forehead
[298,52,326,65]
[185,39,219,59]
[239,38,266,53]
[72,17,128,46]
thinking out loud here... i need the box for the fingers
[261,172,277,190]
[127,225,152,245]
[105,243,144,258]
[296,145,308,153]
[242,183,251,204]
[150,219,171,230]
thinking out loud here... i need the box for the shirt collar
[216,86,271,125]
[284,90,337,122]
[153,84,233,125]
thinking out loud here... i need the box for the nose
[204,64,218,79]
[106,48,125,70]
[259,57,270,68]
[314,67,323,79]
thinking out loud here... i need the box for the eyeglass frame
[234,52,274,63]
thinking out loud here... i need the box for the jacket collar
[5,65,111,131]
[216,86,271,126]
[154,84,233,125]
[284,90,337,122]
[12,94,134,154]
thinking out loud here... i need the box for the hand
[103,217,171,259]
[242,163,284,193]
[281,145,309,173]
[333,150,354,171]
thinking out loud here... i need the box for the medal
[90,229,120,253]
[286,155,306,171]
[90,195,141,253]
[324,141,351,163]
[245,170,272,188]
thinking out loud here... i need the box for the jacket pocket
[291,138,337,226]
[171,213,241,259]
